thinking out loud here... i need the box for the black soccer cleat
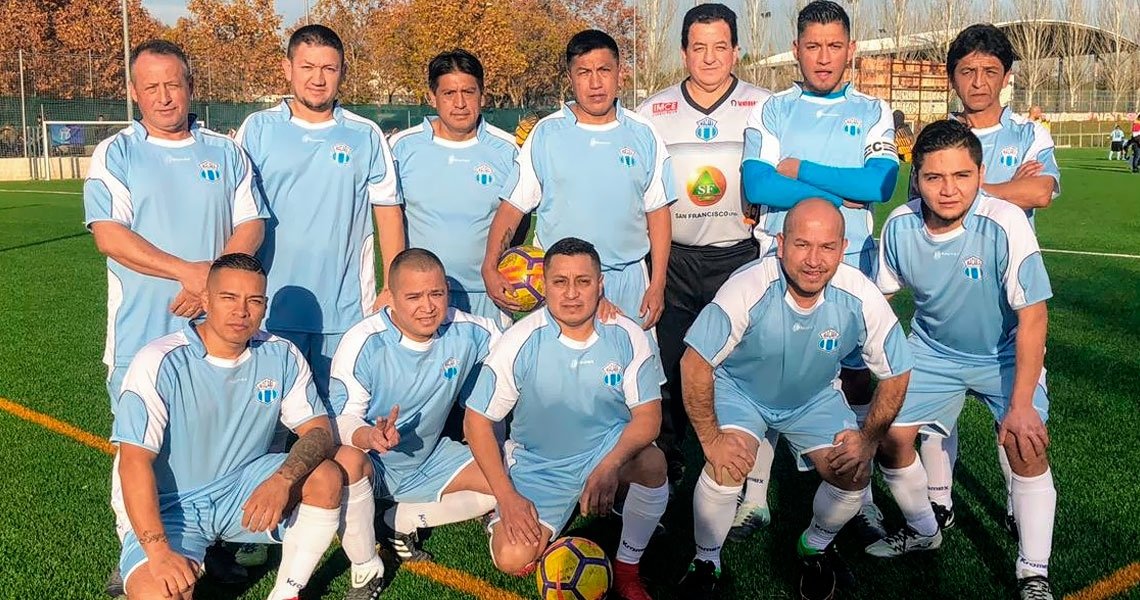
[932,502,956,530]
[678,559,723,600]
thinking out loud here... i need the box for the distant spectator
[893,110,915,162]
[1029,105,1051,132]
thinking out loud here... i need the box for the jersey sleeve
[876,215,905,294]
[619,321,664,408]
[1001,212,1053,309]
[230,140,268,226]
[328,327,377,443]
[466,335,524,422]
[863,99,899,164]
[684,271,759,367]
[84,137,134,228]
[500,125,543,212]
[1026,123,1061,197]
[856,280,913,379]
[369,129,400,206]
[642,123,677,212]
[742,98,781,166]
[110,349,171,452]
[280,341,323,430]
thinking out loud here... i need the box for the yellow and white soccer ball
[535,536,612,600]
[497,245,545,312]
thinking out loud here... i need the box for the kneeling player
[680,199,912,600]
[331,249,500,599]
[113,254,341,600]
[871,120,1056,600]
[465,238,669,600]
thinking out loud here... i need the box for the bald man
[678,199,913,598]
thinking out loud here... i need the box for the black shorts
[1112,141,1123,152]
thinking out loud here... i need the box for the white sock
[881,457,939,536]
[385,490,497,533]
[692,470,741,568]
[1012,469,1056,579]
[804,482,864,551]
[616,482,668,565]
[920,430,957,510]
[338,478,384,585]
[996,436,1015,517]
[268,504,340,600]
[740,429,777,508]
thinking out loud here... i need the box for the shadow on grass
[0,231,88,253]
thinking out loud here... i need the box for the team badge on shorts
[255,378,280,405]
[843,118,862,137]
[618,147,637,167]
[198,160,221,182]
[999,146,1020,167]
[602,362,623,388]
[695,117,719,141]
[474,164,494,186]
[332,143,352,165]
[818,329,841,353]
[442,357,460,380]
[963,256,984,280]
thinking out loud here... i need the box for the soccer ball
[536,536,612,600]
[497,245,545,311]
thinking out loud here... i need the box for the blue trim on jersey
[801,83,848,100]
[742,158,842,208]
[797,156,899,203]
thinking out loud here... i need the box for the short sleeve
[863,99,899,164]
[230,142,268,226]
[368,129,400,206]
[876,218,904,295]
[500,126,543,212]
[642,122,676,212]
[684,269,763,367]
[619,321,664,407]
[1001,213,1053,309]
[110,349,171,452]
[466,336,524,422]
[280,341,323,429]
[856,284,913,379]
[742,98,781,166]
[84,137,133,228]
[1026,123,1060,196]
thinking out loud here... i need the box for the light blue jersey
[878,193,1053,359]
[500,102,676,270]
[236,101,399,334]
[965,107,1060,224]
[111,320,322,499]
[390,117,517,296]
[743,84,897,259]
[330,307,499,481]
[84,120,266,371]
[685,257,912,412]
[468,309,663,463]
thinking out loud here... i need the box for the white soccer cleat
[864,526,943,558]
[728,501,771,541]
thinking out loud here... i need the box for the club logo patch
[255,378,279,405]
[999,146,1020,167]
[818,329,841,353]
[843,118,862,137]
[687,166,726,206]
[331,143,352,165]
[963,256,984,280]
[602,361,623,388]
[618,147,637,167]
[199,160,221,182]
[442,357,460,380]
[474,164,494,186]
[695,117,719,141]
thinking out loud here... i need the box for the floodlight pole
[18,50,29,161]
[122,0,132,121]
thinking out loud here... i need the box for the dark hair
[682,3,738,49]
[797,0,850,37]
[566,30,619,67]
[129,40,192,82]
[389,248,446,283]
[210,253,265,276]
[544,237,601,272]
[428,49,485,92]
[911,120,983,172]
[287,24,345,63]
[946,24,1015,75]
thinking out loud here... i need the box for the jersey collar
[921,191,983,241]
[956,106,1010,136]
[542,306,601,349]
[422,115,483,149]
[184,319,254,367]
[680,75,739,115]
[138,114,198,148]
[795,82,849,105]
[282,99,340,130]
[382,307,441,351]
[776,265,827,315]
[562,101,623,132]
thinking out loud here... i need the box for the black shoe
[1005,512,1018,538]
[667,457,686,486]
[204,542,250,584]
[1018,575,1054,600]
[824,544,855,590]
[799,552,837,600]
[105,566,125,598]
[388,529,433,562]
[678,559,723,599]
[932,502,956,530]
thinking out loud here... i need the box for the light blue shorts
[602,262,651,329]
[449,290,513,330]
[119,453,290,582]
[272,330,344,411]
[893,337,1049,437]
[716,380,858,471]
[372,437,475,504]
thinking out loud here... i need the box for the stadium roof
[752,19,1140,67]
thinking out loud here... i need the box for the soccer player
[1110,125,1125,161]
[636,3,771,504]
[330,249,500,599]
[465,238,669,600]
[113,253,342,600]
[740,0,900,536]
[678,199,913,599]
[481,30,676,333]
[389,50,518,328]
[236,25,403,407]
[871,120,1056,600]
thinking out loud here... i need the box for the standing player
[740,0,900,536]
[679,199,912,599]
[389,50,518,328]
[872,120,1056,600]
[481,29,676,333]
[113,254,342,600]
[636,3,770,504]
[1109,125,1125,161]
[330,249,500,599]
[466,238,669,600]
[236,25,403,408]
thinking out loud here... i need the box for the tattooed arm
[480,201,527,312]
[241,416,334,532]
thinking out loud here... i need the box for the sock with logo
[1012,469,1056,579]
[740,429,778,508]
[338,478,384,587]
[385,491,497,534]
[881,456,939,536]
[920,429,958,510]
[692,470,741,569]
[616,482,668,565]
[268,504,339,600]
[804,482,864,551]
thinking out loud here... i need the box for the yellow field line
[1066,562,1140,600]
[0,396,526,600]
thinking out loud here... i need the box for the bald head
[783,198,845,240]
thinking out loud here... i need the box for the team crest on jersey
[695,117,719,141]
[818,329,841,353]
[618,147,638,167]
[474,164,494,186]
[687,166,726,206]
[602,361,623,388]
[999,146,1020,167]
[441,357,460,380]
[963,256,984,280]
[198,160,221,182]
[842,118,862,137]
[255,378,279,405]
[331,143,352,165]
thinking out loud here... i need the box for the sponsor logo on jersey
[332,143,352,165]
[695,117,719,141]
[792,323,811,332]
[301,134,325,143]
[618,146,637,167]
[731,99,758,108]
[818,328,841,353]
[603,361,623,387]
[198,160,221,182]
[999,145,1020,167]
[441,357,460,380]
[687,166,726,206]
[255,378,280,404]
[963,256,984,280]
[842,118,862,137]
[474,163,494,186]
[652,101,678,115]
[816,108,842,118]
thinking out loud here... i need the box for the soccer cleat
[344,568,388,600]
[612,561,653,600]
[865,525,943,557]
[931,502,956,530]
[727,502,771,541]
[388,529,433,562]
[204,542,249,584]
[823,544,855,590]
[850,501,888,542]
[233,542,268,567]
[1005,512,1019,538]
[798,552,836,600]
[105,566,125,598]
[1018,576,1054,600]
[678,559,723,599]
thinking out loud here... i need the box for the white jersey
[638,78,771,247]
